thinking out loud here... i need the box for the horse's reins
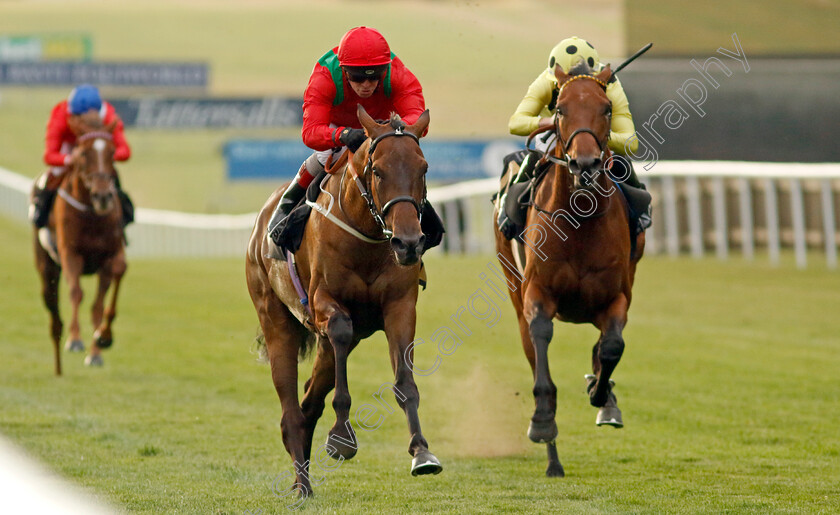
[58,132,116,213]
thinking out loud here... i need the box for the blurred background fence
[3,162,838,268]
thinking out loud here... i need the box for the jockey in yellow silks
[499,36,650,236]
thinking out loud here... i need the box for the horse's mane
[568,59,594,77]
[388,113,406,131]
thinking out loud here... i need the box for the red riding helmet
[337,26,392,68]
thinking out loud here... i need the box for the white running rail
[2,163,839,268]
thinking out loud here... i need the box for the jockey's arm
[606,78,638,155]
[389,62,427,132]
[301,74,345,151]
[43,104,72,167]
[111,115,132,162]
[508,70,554,137]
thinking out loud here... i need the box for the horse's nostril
[390,237,406,251]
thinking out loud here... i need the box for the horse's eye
[555,106,564,116]
[604,104,612,117]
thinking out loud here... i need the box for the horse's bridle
[346,126,427,239]
[542,74,611,170]
[59,131,117,213]
[522,74,614,219]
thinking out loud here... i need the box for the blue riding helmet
[68,84,102,115]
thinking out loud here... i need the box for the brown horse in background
[494,63,645,476]
[246,106,441,498]
[33,114,127,375]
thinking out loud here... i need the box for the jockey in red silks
[267,26,427,245]
[30,84,133,229]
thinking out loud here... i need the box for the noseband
[349,126,426,238]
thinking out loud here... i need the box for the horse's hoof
[65,339,85,352]
[596,393,623,428]
[93,330,113,349]
[411,450,442,476]
[325,435,358,460]
[546,461,565,477]
[84,354,104,367]
[528,419,558,443]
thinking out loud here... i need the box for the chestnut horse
[33,115,127,375]
[246,106,441,498]
[493,63,645,476]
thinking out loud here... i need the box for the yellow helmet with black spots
[548,36,600,73]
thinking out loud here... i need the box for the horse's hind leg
[589,294,628,428]
[35,237,63,375]
[299,335,337,469]
[262,296,313,497]
[384,299,442,476]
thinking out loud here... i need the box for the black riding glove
[339,128,367,152]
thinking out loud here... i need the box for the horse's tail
[252,328,316,363]
[252,330,268,364]
[299,332,315,361]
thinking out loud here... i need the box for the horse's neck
[541,163,573,211]
[537,162,616,226]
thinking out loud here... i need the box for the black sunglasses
[344,66,387,83]
[347,71,382,83]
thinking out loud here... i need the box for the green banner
[0,34,93,61]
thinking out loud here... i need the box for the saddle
[272,171,326,260]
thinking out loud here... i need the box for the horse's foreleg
[313,293,357,461]
[524,289,558,444]
[90,267,112,356]
[61,253,85,356]
[384,298,442,476]
[517,304,563,476]
[589,294,628,427]
[92,251,126,352]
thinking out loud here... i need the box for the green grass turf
[1,213,839,513]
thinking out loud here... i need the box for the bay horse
[493,62,645,476]
[246,105,442,498]
[33,114,127,375]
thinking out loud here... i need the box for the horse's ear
[357,104,377,135]
[597,64,612,86]
[105,118,118,133]
[67,115,85,137]
[407,109,430,138]
[554,65,569,86]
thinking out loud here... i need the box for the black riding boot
[267,181,307,246]
[31,187,57,229]
[609,155,643,189]
[497,151,538,238]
